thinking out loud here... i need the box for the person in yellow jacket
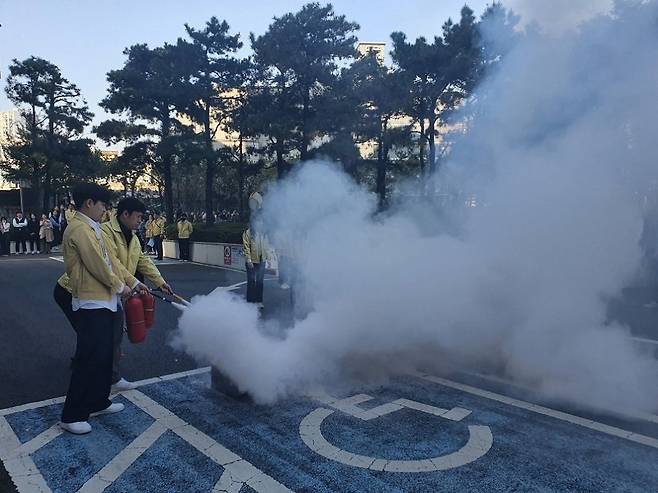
[64,202,76,223]
[54,183,147,435]
[101,203,114,223]
[56,197,174,394]
[144,213,154,254]
[243,192,270,308]
[177,214,193,261]
[151,211,166,260]
[243,225,271,307]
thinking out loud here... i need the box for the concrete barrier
[163,240,247,271]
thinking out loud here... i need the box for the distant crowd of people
[182,209,240,224]
[0,204,77,255]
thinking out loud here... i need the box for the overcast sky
[0,0,493,138]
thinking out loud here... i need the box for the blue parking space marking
[1,368,657,492]
[31,396,155,493]
[137,372,658,493]
[103,431,225,493]
[4,404,64,445]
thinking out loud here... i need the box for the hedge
[165,222,246,244]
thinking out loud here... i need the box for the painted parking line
[0,367,291,493]
[457,369,658,426]
[416,372,658,449]
[3,367,657,492]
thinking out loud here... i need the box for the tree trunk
[300,89,310,161]
[238,133,245,219]
[419,118,426,174]
[204,102,214,225]
[376,122,386,211]
[160,117,174,223]
[276,138,286,180]
[428,113,437,176]
[42,104,55,211]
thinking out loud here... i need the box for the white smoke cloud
[173,1,658,412]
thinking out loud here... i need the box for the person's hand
[134,282,149,295]
[247,261,254,269]
[159,282,173,296]
[121,285,132,299]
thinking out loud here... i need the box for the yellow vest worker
[177,215,194,261]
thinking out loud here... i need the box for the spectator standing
[177,214,193,261]
[65,203,76,224]
[144,213,154,254]
[242,224,270,308]
[151,211,166,260]
[50,207,62,245]
[11,211,28,254]
[40,213,54,254]
[27,213,40,254]
[0,216,10,256]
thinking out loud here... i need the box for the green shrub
[165,222,246,244]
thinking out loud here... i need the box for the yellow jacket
[59,212,137,300]
[64,209,75,223]
[177,220,193,239]
[101,215,166,287]
[145,219,153,239]
[242,229,270,263]
[151,217,166,236]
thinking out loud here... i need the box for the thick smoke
[173,1,658,412]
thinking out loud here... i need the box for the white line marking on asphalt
[630,335,658,346]
[299,401,493,472]
[417,373,658,450]
[122,390,293,493]
[0,367,292,493]
[77,421,168,493]
[0,397,66,417]
[0,416,52,492]
[460,370,658,426]
[49,256,63,262]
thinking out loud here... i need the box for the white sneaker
[258,302,265,309]
[90,402,125,417]
[280,283,290,290]
[59,421,92,434]
[111,378,137,392]
[37,250,41,254]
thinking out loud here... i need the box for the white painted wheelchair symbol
[300,394,493,473]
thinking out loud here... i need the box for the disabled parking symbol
[300,394,493,473]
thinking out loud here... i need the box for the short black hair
[117,197,147,216]
[72,183,110,210]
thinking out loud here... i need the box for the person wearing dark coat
[27,213,40,254]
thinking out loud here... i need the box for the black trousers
[61,308,115,423]
[0,234,8,255]
[12,238,26,253]
[154,235,163,260]
[246,262,265,303]
[54,283,124,386]
[179,238,190,260]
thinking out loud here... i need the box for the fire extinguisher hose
[149,289,190,311]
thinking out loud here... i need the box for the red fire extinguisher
[125,295,147,343]
[141,291,155,329]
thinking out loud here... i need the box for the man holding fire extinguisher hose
[55,197,174,401]
[53,183,149,435]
